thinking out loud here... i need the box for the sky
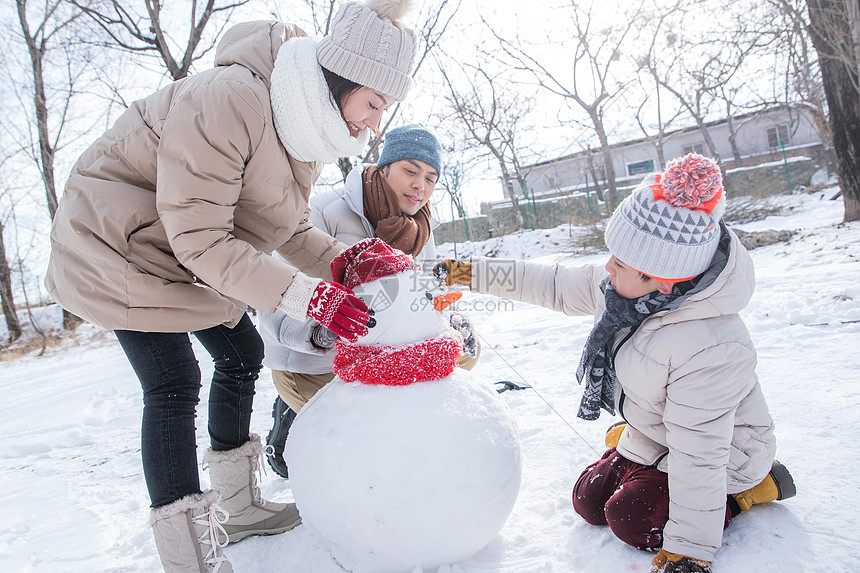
[2,184,859,572]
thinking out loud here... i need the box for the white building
[513,105,824,202]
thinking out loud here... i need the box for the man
[260,124,479,477]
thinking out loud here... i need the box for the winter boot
[149,490,233,573]
[731,460,797,513]
[204,433,302,543]
[604,421,627,449]
[265,397,296,479]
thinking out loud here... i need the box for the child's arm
[660,341,757,564]
[469,258,603,316]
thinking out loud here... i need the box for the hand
[432,259,472,286]
[310,324,338,350]
[448,312,477,358]
[306,281,374,343]
[650,550,712,573]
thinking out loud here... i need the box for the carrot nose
[433,291,462,311]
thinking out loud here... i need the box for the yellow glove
[650,550,712,573]
[432,259,472,286]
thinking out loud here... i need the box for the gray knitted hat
[604,153,726,281]
[317,0,418,101]
[377,124,442,173]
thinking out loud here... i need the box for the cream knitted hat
[317,0,418,101]
[604,153,726,281]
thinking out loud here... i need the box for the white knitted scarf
[269,36,369,163]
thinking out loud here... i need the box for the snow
[286,369,521,572]
[2,189,860,572]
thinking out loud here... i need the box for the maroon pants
[572,448,732,551]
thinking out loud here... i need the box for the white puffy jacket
[471,228,776,562]
[260,164,437,374]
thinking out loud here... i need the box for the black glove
[310,324,338,350]
[448,312,477,358]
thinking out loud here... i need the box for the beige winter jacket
[471,228,776,562]
[45,21,345,332]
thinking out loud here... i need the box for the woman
[45,1,418,571]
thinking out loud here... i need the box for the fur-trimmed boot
[204,433,302,543]
[150,490,232,573]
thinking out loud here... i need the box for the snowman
[284,238,522,573]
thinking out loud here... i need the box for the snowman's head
[331,238,459,347]
[351,269,457,346]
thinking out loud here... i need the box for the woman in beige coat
[45,2,418,571]
[435,154,795,573]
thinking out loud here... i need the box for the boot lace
[194,496,231,572]
[249,448,267,505]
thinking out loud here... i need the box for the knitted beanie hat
[317,0,418,101]
[331,237,415,289]
[604,153,726,281]
[377,124,442,173]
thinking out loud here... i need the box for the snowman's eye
[425,292,433,300]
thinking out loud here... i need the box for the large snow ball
[284,368,522,572]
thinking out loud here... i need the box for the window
[627,159,655,176]
[767,125,790,149]
[683,143,705,155]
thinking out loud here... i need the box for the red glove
[306,281,373,342]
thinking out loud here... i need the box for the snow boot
[265,397,296,479]
[204,433,302,543]
[604,421,627,449]
[149,490,233,573]
[731,460,797,513]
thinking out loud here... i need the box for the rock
[731,228,795,250]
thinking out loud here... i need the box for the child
[434,154,795,573]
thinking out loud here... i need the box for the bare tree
[14,0,82,221]
[0,199,22,343]
[438,59,535,230]
[70,0,247,81]
[805,0,860,221]
[764,0,831,147]
[632,4,687,170]
[14,0,90,330]
[490,2,644,214]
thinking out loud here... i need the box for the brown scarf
[362,165,431,258]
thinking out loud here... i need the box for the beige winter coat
[471,229,776,562]
[45,21,344,332]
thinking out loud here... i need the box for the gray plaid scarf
[575,279,685,421]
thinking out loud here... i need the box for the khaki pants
[272,370,336,412]
[272,338,481,412]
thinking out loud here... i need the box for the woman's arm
[157,78,313,314]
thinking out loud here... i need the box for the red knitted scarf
[333,331,464,386]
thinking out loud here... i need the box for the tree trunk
[726,110,743,167]
[586,148,605,203]
[807,0,860,222]
[591,112,618,214]
[0,222,22,344]
[501,168,525,230]
[16,0,59,220]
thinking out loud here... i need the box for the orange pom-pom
[661,153,723,212]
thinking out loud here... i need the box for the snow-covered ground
[2,188,859,572]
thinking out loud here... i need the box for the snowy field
[1,188,859,572]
